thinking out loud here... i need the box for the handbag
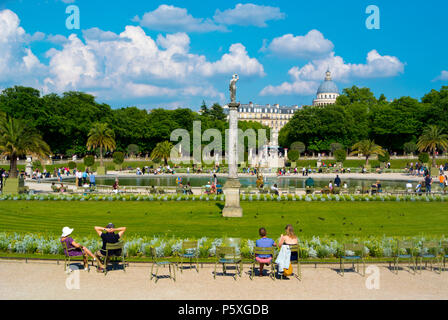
[283,263,293,276]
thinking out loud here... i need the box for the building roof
[316,70,339,94]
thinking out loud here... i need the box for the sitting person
[51,182,60,192]
[276,224,299,278]
[94,223,126,272]
[60,226,96,270]
[270,184,279,196]
[255,227,275,276]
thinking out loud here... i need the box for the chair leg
[154,265,159,283]
[173,263,176,281]
[214,262,217,279]
[150,263,154,280]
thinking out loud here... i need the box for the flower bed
[0,232,444,260]
[1,193,447,202]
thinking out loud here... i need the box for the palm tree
[349,139,385,166]
[86,123,116,167]
[151,141,174,165]
[0,114,51,178]
[417,125,448,167]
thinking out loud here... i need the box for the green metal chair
[340,243,365,276]
[392,240,416,274]
[62,241,90,272]
[250,246,275,280]
[178,240,199,273]
[417,241,441,274]
[441,241,448,271]
[214,246,242,280]
[287,244,301,281]
[103,241,127,275]
[150,247,176,283]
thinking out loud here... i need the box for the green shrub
[378,152,390,163]
[68,161,76,169]
[83,155,95,167]
[334,149,346,162]
[32,160,41,168]
[288,150,299,162]
[418,152,429,164]
[113,151,125,165]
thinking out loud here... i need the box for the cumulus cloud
[41,25,263,100]
[261,49,404,96]
[266,30,334,59]
[82,27,120,41]
[433,70,448,81]
[213,3,285,27]
[134,5,227,33]
[0,9,45,84]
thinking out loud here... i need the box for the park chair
[214,246,242,280]
[392,240,416,274]
[441,241,448,271]
[178,240,199,273]
[340,243,365,276]
[288,187,296,195]
[283,244,301,281]
[250,247,276,280]
[150,247,176,283]
[416,241,441,274]
[103,241,127,275]
[61,241,90,272]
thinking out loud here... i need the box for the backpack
[283,263,293,276]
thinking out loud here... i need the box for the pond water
[61,175,412,189]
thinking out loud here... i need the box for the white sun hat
[61,226,74,237]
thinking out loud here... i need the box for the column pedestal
[222,178,242,217]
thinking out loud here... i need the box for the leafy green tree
[418,152,429,164]
[417,125,448,167]
[127,144,139,157]
[288,150,300,162]
[83,155,95,168]
[330,142,343,153]
[350,139,385,166]
[86,123,116,167]
[151,141,173,165]
[0,114,51,178]
[113,151,125,165]
[209,103,226,121]
[290,141,305,155]
[377,151,390,163]
[334,149,346,162]
[403,141,417,155]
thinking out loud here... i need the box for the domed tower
[312,69,339,106]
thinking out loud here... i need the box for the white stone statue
[229,74,239,103]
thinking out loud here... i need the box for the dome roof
[316,69,339,94]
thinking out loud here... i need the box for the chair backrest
[344,243,364,256]
[182,240,198,250]
[216,246,235,259]
[106,241,124,251]
[254,246,274,256]
[422,241,440,255]
[288,244,299,253]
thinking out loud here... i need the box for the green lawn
[0,201,446,239]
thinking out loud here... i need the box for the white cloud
[213,3,285,27]
[261,50,404,96]
[135,5,227,33]
[45,34,69,45]
[0,9,45,84]
[40,25,263,100]
[266,30,334,59]
[82,27,119,41]
[433,70,448,81]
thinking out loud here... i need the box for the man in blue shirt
[255,228,275,276]
[89,173,96,187]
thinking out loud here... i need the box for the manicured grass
[0,201,446,239]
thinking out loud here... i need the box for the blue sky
[0,0,447,110]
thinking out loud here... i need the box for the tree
[334,149,346,162]
[418,152,429,164]
[209,103,226,121]
[83,155,95,168]
[86,122,116,167]
[290,141,306,155]
[288,150,300,162]
[403,141,417,155]
[113,151,125,165]
[330,142,343,153]
[349,139,385,166]
[0,114,51,178]
[127,144,139,157]
[417,125,448,167]
[377,151,390,163]
[151,141,173,165]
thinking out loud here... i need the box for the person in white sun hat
[60,226,97,270]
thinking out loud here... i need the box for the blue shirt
[90,175,95,182]
[255,237,275,258]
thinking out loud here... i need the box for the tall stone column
[222,103,243,217]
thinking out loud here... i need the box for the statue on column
[229,74,239,103]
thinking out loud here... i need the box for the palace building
[225,103,300,130]
[312,69,339,106]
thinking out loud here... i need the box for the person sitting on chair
[271,184,279,195]
[60,226,96,270]
[255,227,275,276]
[94,223,126,272]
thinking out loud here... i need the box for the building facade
[312,69,339,106]
[225,103,300,130]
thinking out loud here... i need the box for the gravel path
[1,260,447,300]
